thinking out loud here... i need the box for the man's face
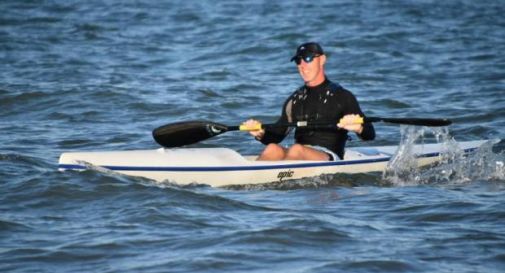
[296,54,325,86]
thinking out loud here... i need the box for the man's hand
[337,114,364,134]
[242,119,265,140]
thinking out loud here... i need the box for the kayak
[58,140,489,187]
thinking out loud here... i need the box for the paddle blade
[152,121,229,147]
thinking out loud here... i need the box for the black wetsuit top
[260,78,375,159]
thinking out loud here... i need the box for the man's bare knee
[258,144,286,161]
[286,144,305,160]
[264,143,284,153]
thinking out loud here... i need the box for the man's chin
[303,78,315,85]
[302,77,313,84]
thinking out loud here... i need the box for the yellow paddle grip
[338,116,364,125]
[239,123,262,131]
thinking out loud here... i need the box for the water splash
[382,126,427,186]
[383,126,504,186]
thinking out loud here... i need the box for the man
[243,42,375,161]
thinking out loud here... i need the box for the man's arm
[243,97,292,144]
[340,91,375,140]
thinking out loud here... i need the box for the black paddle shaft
[365,117,452,127]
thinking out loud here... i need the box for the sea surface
[1,0,505,272]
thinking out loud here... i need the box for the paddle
[152,117,452,148]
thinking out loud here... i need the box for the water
[1,0,505,272]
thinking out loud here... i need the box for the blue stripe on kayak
[58,156,390,172]
[59,148,478,172]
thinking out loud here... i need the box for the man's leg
[257,143,287,161]
[285,144,330,161]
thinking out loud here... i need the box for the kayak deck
[58,140,489,187]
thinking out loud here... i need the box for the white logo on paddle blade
[209,126,223,134]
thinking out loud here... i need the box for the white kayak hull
[58,140,488,187]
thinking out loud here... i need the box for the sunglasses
[294,54,321,65]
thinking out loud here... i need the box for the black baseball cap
[290,42,324,62]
